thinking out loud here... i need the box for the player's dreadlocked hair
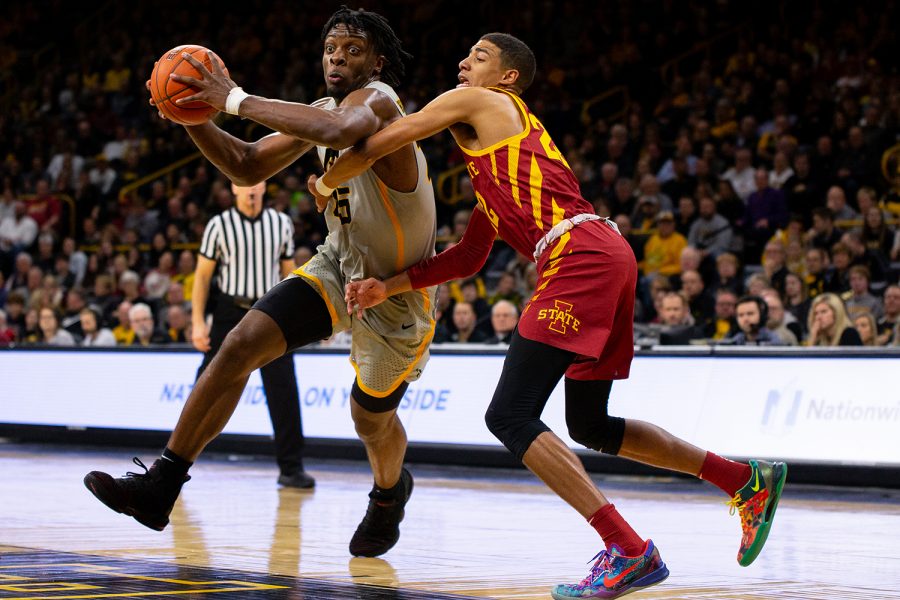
[322,6,412,88]
[480,33,536,94]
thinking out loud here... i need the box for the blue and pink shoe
[551,539,669,599]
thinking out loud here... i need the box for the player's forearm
[319,145,373,190]
[185,122,312,186]
[407,209,496,289]
[239,98,377,150]
[383,272,413,296]
[320,109,448,189]
[184,122,255,184]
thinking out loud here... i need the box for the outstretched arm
[407,208,497,288]
[175,52,386,148]
[183,126,313,187]
[345,208,496,316]
[164,52,391,185]
[316,88,480,191]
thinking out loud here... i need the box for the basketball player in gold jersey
[84,7,438,559]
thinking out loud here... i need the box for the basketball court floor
[2,443,899,599]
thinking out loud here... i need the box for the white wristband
[225,86,250,115]
[315,177,336,197]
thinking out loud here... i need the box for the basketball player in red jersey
[311,34,787,599]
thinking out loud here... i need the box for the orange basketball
[149,45,229,126]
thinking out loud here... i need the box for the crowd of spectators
[2,1,900,349]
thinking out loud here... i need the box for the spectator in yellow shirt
[172,250,197,302]
[641,211,688,277]
[111,300,135,345]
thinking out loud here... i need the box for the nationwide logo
[761,389,802,432]
[537,300,580,334]
[762,388,900,432]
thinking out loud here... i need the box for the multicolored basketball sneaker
[727,459,787,566]
[551,539,669,599]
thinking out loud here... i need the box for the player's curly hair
[322,6,412,88]
[480,33,536,94]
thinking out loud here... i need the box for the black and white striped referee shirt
[199,207,295,300]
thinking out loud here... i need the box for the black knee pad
[484,331,574,461]
[483,406,505,441]
[484,403,551,461]
[567,415,626,455]
[564,378,626,456]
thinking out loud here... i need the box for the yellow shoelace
[726,495,744,517]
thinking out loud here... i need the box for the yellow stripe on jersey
[529,154,543,230]
[551,198,566,226]
[292,266,339,327]
[349,289,435,398]
[375,180,406,274]
[537,251,568,292]
[548,231,572,264]
[508,141,522,207]
[529,199,571,283]
[489,152,499,185]
[549,232,571,260]
[539,255,565,282]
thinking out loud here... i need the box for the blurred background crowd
[2,0,900,349]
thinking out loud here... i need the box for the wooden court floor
[2,444,900,599]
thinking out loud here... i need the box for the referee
[192,181,314,488]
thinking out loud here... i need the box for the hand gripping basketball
[147,45,235,125]
[171,51,238,114]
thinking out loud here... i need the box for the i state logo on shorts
[537,300,581,334]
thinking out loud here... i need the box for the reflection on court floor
[0,547,476,599]
[2,445,899,599]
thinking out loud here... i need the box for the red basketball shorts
[517,219,637,381]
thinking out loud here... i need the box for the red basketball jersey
[459,88,595,259]
[458,88,636,379]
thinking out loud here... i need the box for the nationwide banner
[2,350,898,466]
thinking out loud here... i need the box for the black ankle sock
[158,447,193,481]
[371,475,405,501]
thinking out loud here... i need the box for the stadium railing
[117,152,203,205]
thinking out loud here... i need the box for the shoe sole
[739,462,788,567]
[349,469,414,557]
[549,563,670,599]
[83,472,168,532]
